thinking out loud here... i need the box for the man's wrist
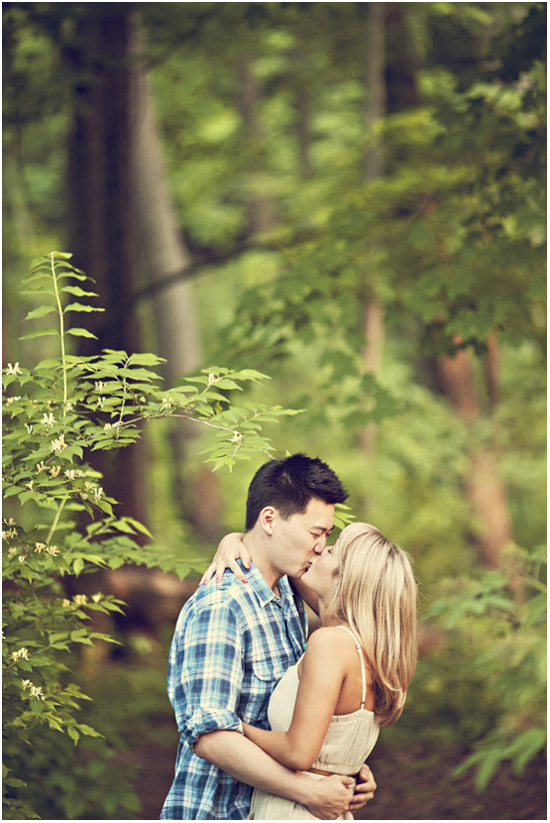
[287,771,315,807]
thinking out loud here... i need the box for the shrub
[2,252,301,818]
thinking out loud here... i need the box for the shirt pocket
[241,651,287,724]
[250,653,286,683]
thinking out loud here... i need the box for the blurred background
[2,1,546,819]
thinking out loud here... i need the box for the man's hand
[303,774,355,820]
[199,532,250,585]
[349,763,377,813]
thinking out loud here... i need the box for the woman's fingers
[200,563,216,585]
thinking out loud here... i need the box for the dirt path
[128,725,546,820]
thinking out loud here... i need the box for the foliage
[425,544,547,790]
[2,2,547,814]
[2,252,302,819]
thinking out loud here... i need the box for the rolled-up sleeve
[170,599,245,749]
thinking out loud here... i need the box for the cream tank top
[267,625,379,775]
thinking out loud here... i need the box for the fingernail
[215,577,220,583]
[245,562,251,569]
[242,578,247,584]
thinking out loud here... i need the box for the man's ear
[259,506,277,535]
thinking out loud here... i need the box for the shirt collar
[244,561,286,608]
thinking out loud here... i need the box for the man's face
[268,497,335,579]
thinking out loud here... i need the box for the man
[161,454,376,820]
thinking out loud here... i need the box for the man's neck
[243,532,282,593]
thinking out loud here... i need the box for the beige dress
[249,626,379,820]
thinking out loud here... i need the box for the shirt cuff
[182,707,244,747]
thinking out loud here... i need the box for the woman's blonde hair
[332,522,417,727]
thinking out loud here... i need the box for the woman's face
[301,537,341,599]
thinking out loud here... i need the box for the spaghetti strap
[334,625,367,709]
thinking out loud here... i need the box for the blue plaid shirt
[160,563,307,820]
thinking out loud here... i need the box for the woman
[205,522,417,820]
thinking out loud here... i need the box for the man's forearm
[194,730,313,806]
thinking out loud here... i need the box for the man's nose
[313,535,327,554]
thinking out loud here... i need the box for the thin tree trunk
[436,338,514,571]
[365,2,386,182]
[237,58,275,235]
[360,3,387,460]
[129,18,222,540]
[129,19,200,383]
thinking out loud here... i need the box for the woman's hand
[199,532,252,585]
[349,763,377,812]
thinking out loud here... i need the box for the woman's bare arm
[242,628,347,770]
[288,575,320,616]
[199,532,250,585]
[201,533,321,617]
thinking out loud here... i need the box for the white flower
[21,679,32,690]
[25,424,33,434]
[29,685,45,700]
[94,381,105,392]
[36,461,46,474]
[93,487,103,502]
[6,363,23,376]
[18,555,26,563]
[41,413,55,427]
[103,423,112,431]
[47,546,60,556]
[11,648,29,660]
[49,465,61,478]
[2,528,17,540]
[6,396,21,405]
[65,468,85,480]
[50,434,67,453]
[62,599,71,608]
[64,402,73,413]
[25,480,33,491]
[74,595,87,606]
[34,542,46,553]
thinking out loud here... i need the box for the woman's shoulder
[305,625,358,657]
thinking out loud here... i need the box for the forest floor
[124,721,546,821]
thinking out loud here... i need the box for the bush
[2,252,301,818]
[425,544,547,790]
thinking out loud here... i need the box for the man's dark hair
[245,453,348,531]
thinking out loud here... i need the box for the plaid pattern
[160,563,307,820]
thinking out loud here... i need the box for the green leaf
[73,557,85,576]
[19,328,60,340]
[64,303,105,313]
[24,306,57,321]
[65,328,98,339]
[61,286,99,297]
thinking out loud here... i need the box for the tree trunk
[128,17,220,539]
[66,8,138,357]
[360,3,387,461]
[436,339,514,570]
[129,19,200,384]
[65,7,147,527]
[237,58,275,235]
